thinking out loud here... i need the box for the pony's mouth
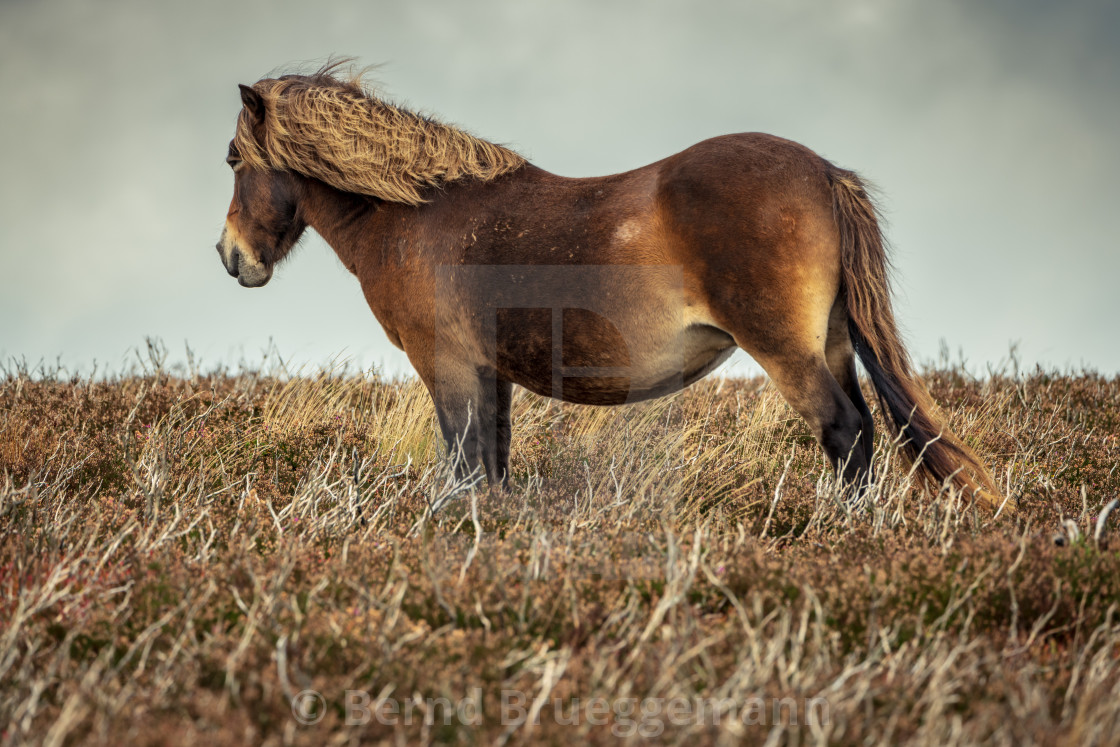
[233,258,273,287]
[237,267,272,288]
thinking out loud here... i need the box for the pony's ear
[238,84,265,123]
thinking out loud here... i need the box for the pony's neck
[299,178,387,265]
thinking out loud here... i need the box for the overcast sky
[1,0,1117,378]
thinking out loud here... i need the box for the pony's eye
[227,158,243,171]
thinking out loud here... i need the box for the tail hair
[828,166,1002,506]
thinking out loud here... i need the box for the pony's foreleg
[489,379,513,489]
[468,376,513,489]
[433,397,479,483]
[429,368,512,489]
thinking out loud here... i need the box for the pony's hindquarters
[657,134,874,486]
[654,133,1000,501]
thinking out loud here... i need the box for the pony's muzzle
[216,227,273,287]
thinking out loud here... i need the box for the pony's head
[216,63,526,286]
[215,84,308,287]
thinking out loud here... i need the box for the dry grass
[1,349,1119,745]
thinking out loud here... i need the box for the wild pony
[216,62,1000,504]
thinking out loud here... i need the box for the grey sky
[1,0,1117,377]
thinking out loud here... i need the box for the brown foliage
[1,360,1119,744]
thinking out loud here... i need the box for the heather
[1,350,1118,745]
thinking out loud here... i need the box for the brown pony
[216,63,1000,504]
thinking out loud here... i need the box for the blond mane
[233,67,526,205]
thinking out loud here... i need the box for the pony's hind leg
[713,271,870,488]
[825,297,875,470]
[705,213,871,489]
[757,351,870,488]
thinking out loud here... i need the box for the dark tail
[828,166,1002,506]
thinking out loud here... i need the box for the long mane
[233,64,526,205]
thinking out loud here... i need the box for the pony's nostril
[227,248,241,277]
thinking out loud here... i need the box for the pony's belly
[615,324,737,400]
[499,317,736,405]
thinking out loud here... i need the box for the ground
[1,353,1119,745]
